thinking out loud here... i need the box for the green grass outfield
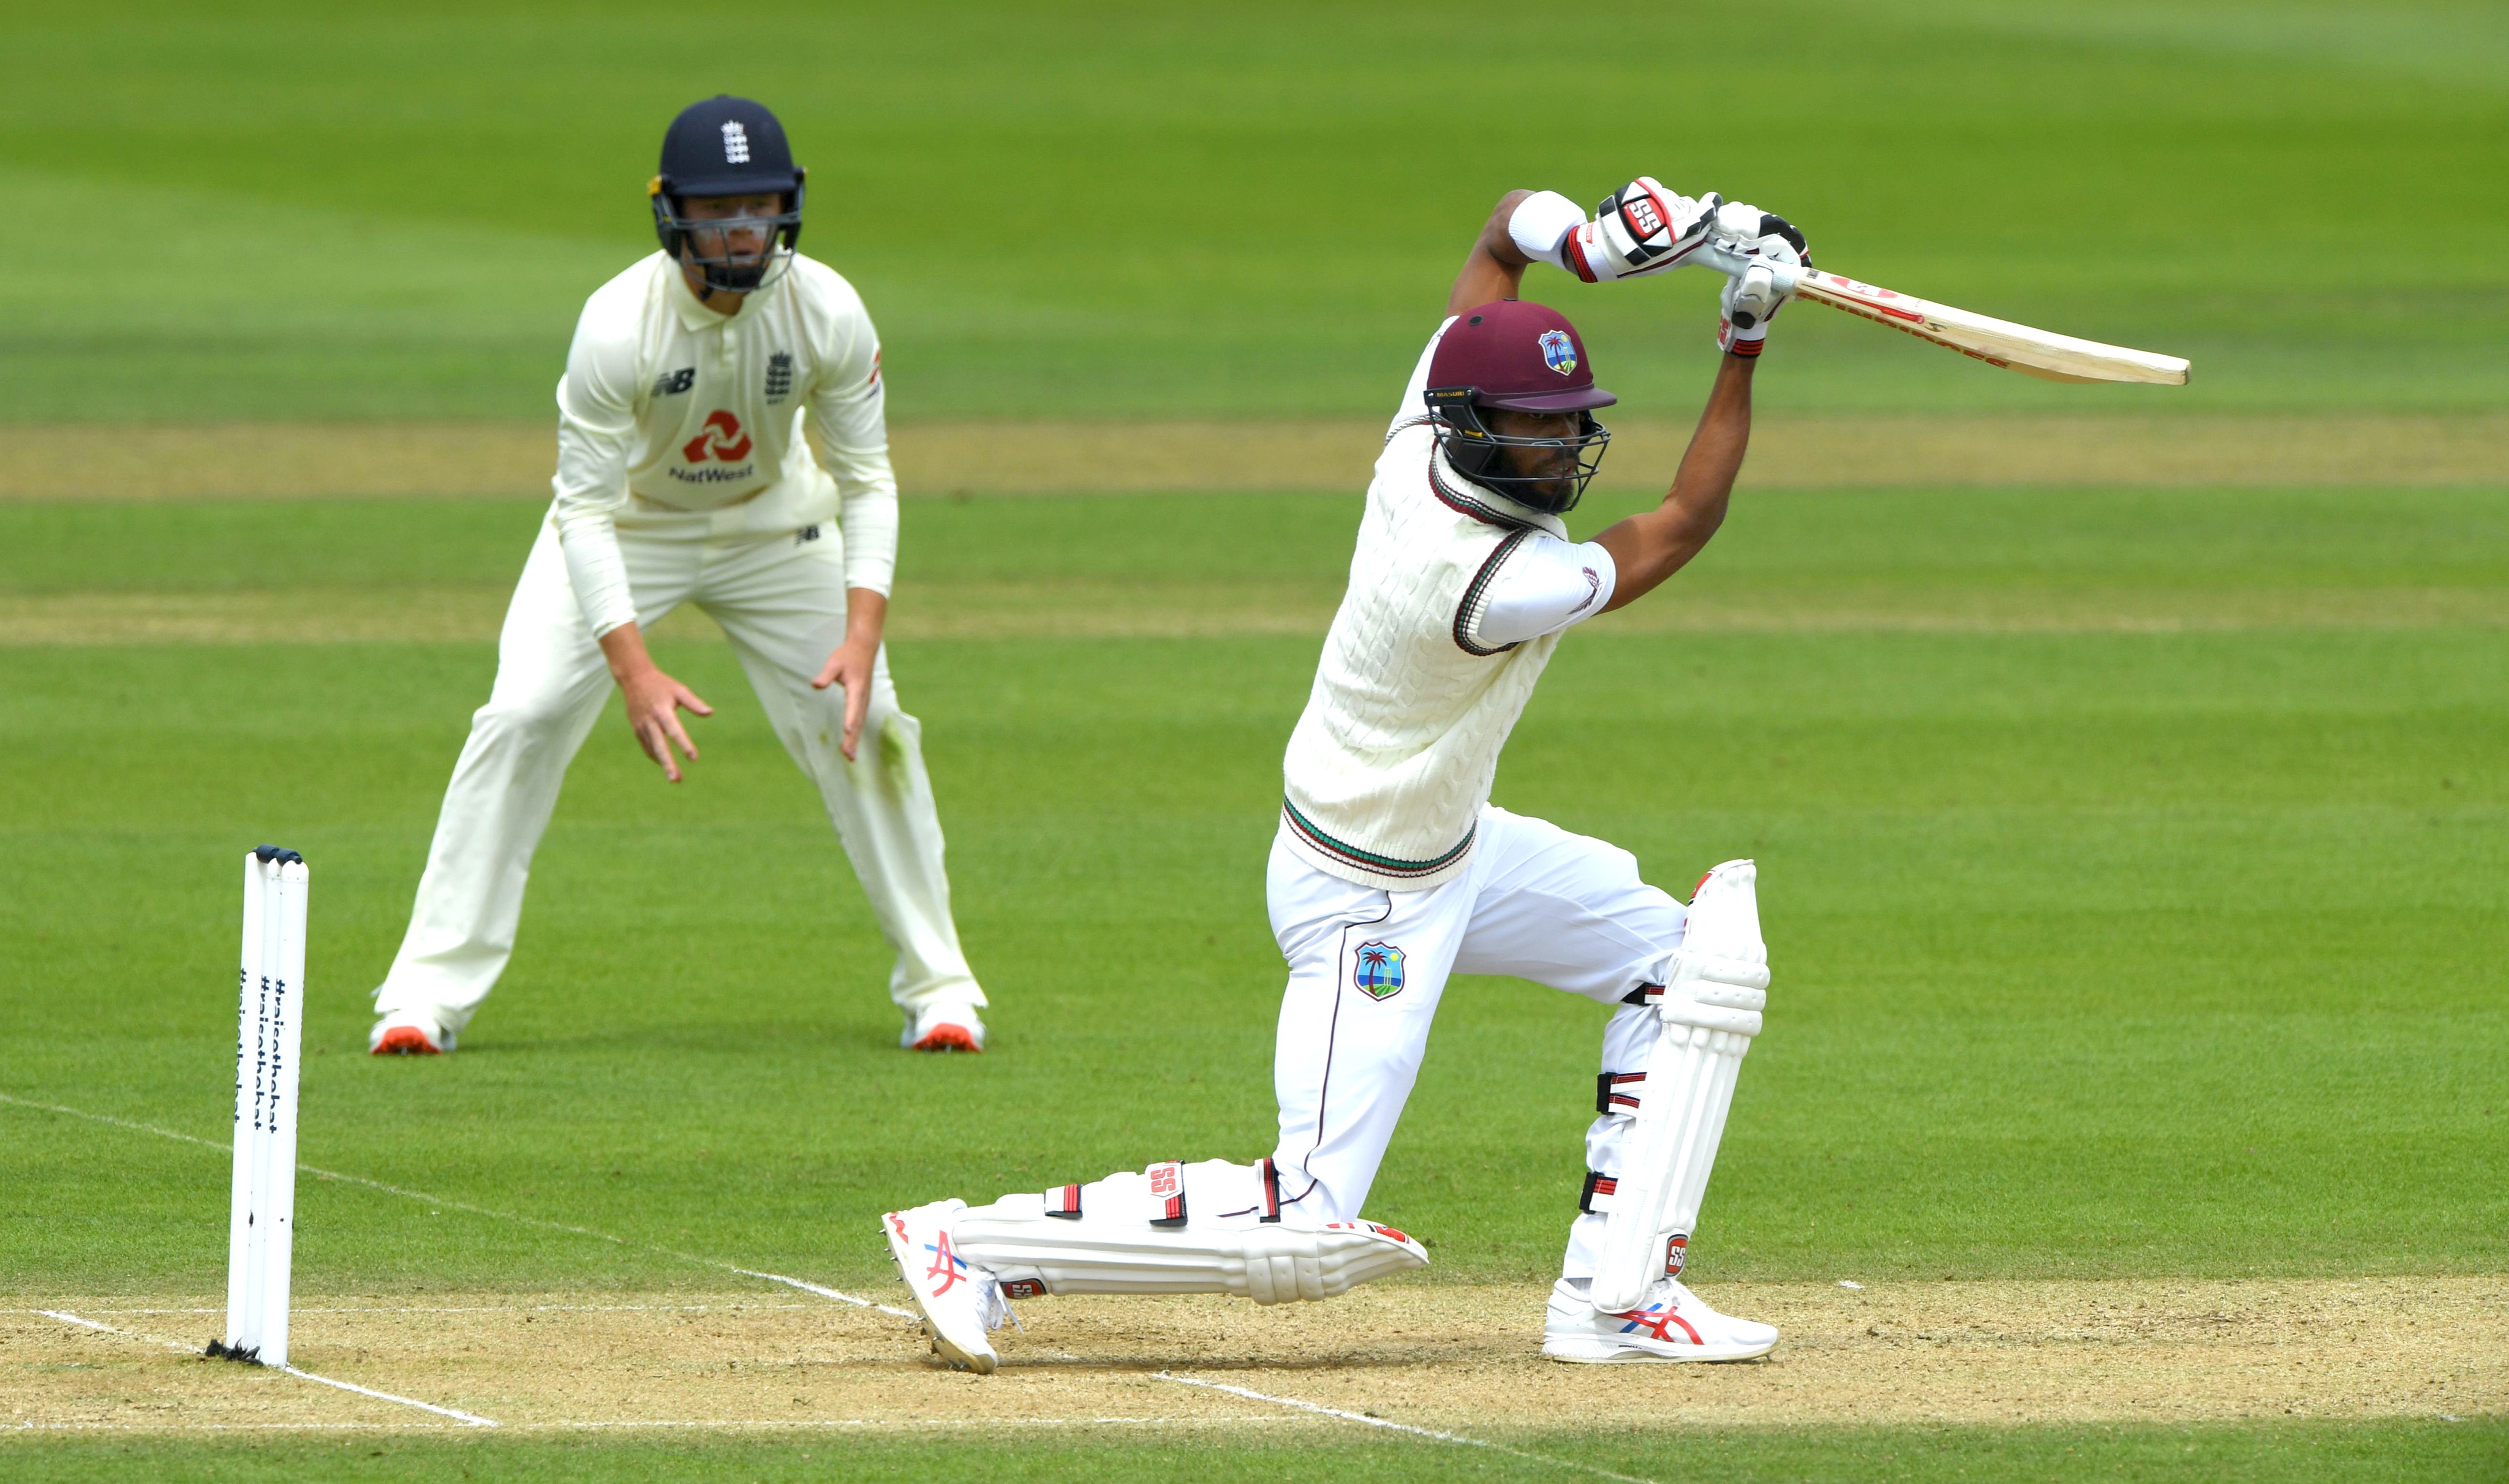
[3,481,2503,1477]
[2,0,2504,422]
[12,1419,2507,1483]
[5,2,2505,1474]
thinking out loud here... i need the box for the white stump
[219,846,307,1367]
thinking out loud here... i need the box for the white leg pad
[952,1161,1428,1305]
[1591,859,1770,1314]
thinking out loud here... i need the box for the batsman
[886,179,1802,1367]
[369,97,989,1057]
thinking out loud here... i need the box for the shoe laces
[973,1272,1022,1335]
[1651,1276,1721,1316]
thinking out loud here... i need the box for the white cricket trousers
[1266,805,1685,1279]
[374,515,983,1035]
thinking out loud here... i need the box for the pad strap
[1579,1170,1620,1213]
[1044,1183,1082,1219]
[1258,1158,1284,1224]
[1595,1072,1645,1115]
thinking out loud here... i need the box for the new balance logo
[721,121,750,164]
[653,366,695,396]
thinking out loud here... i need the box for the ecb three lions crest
[1353,941,1405,1001]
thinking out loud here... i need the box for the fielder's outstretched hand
[810,587,891,763]
[812,637,877,762]
[596,620,714,783]
[621,663,714,783]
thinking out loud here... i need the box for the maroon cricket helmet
[1422,300,1615,514]
[1427,299,1617,413]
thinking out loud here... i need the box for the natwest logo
[682,410,752,463]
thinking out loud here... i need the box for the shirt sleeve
[1390,317,1460,437]
[1458,533,1617,652]
[804,284,899,597]
[549,292,643,639]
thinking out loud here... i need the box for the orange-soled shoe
[903,1003,986,1053]
[369,1012,450,1055]
[913,1023,982,1053]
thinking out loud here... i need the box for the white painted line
[2,1091,901,1316]
[34,1308,496,1429]
[732,1267,918,1320]
[278,1365,499,1428]
[1153,1372,1658,1484]
[0,1093,229,1154]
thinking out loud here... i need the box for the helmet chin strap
[690,254,774,295]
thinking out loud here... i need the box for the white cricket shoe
[369,1009,453,1055]
[901,1001,986,1053]
[883,1199,1015,1373]
[1542,1276,1779,1363]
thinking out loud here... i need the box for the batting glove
[1558,178,1719,283]
[1708,208,1811,356]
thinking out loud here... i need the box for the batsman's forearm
[1594,355,1754,611]
[1447,190,1536,317]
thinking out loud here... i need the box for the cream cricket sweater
[1279,324,1572,892]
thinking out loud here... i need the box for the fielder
[885,180,1807,1367]
[370,96,989,1057]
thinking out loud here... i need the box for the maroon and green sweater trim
[1452,528,1532,657]
[1282,798,1476,881]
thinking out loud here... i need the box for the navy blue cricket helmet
[649,96,806,293]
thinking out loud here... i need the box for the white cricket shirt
[1280,319,1617,892]
[549,250,899,636]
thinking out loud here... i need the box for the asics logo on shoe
[923,1233,968,1294]
[1617,1303,1703,1345]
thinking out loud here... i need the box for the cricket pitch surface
[10,1277,2501,1436]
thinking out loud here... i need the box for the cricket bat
[1771,263,2189,385]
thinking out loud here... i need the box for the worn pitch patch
[7,1277,2502,1434]
[9,582,2508,649]
[2,415,2504,500]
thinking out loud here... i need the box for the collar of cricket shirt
[668,257,742,334]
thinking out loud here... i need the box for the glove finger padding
[1564,178,1717,282]
[1719,265,1787,355]
[1756,212,1811,266]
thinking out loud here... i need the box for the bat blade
[1786,268,2189,386]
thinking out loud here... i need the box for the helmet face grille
[1424,387,1611,514]
[652,192,805,296]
